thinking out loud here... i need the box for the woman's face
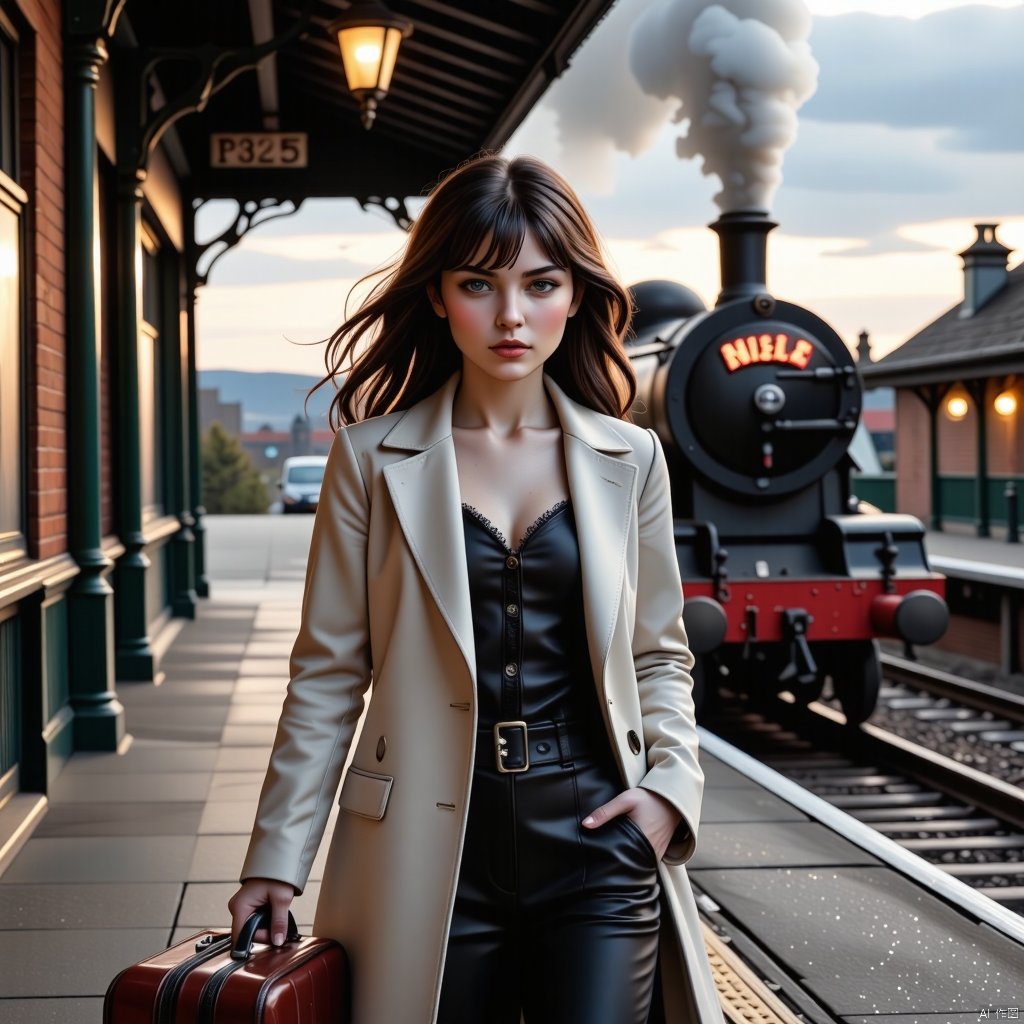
[429,228,583,383]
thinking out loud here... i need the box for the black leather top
[461,500,603,731]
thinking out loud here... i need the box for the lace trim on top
[461,499,570,554]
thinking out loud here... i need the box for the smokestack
[857,330,872,365]
[710,209,776,306]
[958,223,1011,318]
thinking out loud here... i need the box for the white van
[279,455,328,514]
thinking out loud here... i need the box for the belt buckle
[494,721,529,774]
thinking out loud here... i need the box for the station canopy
[123,0,615,208]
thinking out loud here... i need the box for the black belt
[476,719,584,773]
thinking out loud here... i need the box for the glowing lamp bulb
[994,391,1017,417]
[946,396,969,420]
[354,43,381,64]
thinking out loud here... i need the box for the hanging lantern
[327,1,413,130]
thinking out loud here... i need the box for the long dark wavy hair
[311,154,636,428]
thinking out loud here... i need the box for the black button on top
[376,736,387,762]
[505,555,519,570]
[627,730,642,755]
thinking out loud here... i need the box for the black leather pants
[437,727,662,1024]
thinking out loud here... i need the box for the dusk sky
[195,0,1024,379]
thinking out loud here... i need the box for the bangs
[443,195,571,273]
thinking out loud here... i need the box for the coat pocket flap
[338,767,393,820]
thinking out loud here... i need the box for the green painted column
[185,213,210,598]
[112,162,155,679]
[968,380,990,537]
[164,256,197,617]
[64,34,125,750]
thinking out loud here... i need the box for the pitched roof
[861,262,1024,387]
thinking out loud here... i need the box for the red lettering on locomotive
[719,332,817,372]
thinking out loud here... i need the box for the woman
[228,155,721,1023]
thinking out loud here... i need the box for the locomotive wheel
[830,640,881,726]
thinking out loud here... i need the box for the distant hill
[199,369,336,432]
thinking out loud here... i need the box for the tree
[201,422,268,514]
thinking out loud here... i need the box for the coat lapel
[380,370,635,695]
[544,376,637,689]
[381,374,477,686]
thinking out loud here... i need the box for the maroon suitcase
[104,909,348,1023]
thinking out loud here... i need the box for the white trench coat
[240,369,723,1023]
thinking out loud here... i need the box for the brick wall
[16,0,65,561]
[895,388,929,520]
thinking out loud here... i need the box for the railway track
[704,661,1024,915]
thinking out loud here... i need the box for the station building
[860,224,1024,537]
[860,223,1024,672]
[0,0,614,861]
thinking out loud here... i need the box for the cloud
[804,6,1024,151]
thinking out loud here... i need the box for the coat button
[376,736,387,762]
[504,662,518,677]
[505,555,519,570]
[506,603,519,617]
[627,730,642,755]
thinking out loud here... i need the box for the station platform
[925,527,1024,573]
[1,567,1022,1021]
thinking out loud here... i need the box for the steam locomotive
[627,211,948,725]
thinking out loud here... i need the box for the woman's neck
[451,364,558,435]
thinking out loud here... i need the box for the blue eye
[459,279,490,293]
[530,280,557,293]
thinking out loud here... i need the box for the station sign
[210,133,308,168]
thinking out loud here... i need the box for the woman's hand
[581,787,682,862]
[228,878,298,948]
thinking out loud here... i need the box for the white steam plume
[629,0,819,211]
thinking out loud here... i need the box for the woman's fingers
[580,791,634,828]
[228,879,296,947]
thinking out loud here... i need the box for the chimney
[710,210,777,307]
[958,223,1012,318]
[856,329,872,365]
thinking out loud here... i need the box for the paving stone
[230,690,288,706]
[233,677,288,693]
[697,754,759,789]
[842,1017,999,1023]
[699,787,808,824]
[62,744,219,774]
[689,822,878,870]
[245,642,296,656]
[187,836,329,883]
[238,658,290,677]
[0,998,104,1022]
[0,928,169,997]
[49,772,212,804]
[221,725,279,746]
[206,772,266,802]
[0,837,196,884]
[694,867,1022,1015]
[199,801,259,835]
[214,747,272,772]
[34,802,204,837]
[0,882,181,929]
[177,881,321,927]
[226,704,285,725]
[114,682,235,704]
[187,835,250,882]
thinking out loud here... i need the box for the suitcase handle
[231,908,301,961]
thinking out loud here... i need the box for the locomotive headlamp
[327,0,413,130]
[945,395,969,421]
[994,391,1018,417]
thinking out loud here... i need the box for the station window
[0,17,26,562]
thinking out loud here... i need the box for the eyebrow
[452,263,566,277]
